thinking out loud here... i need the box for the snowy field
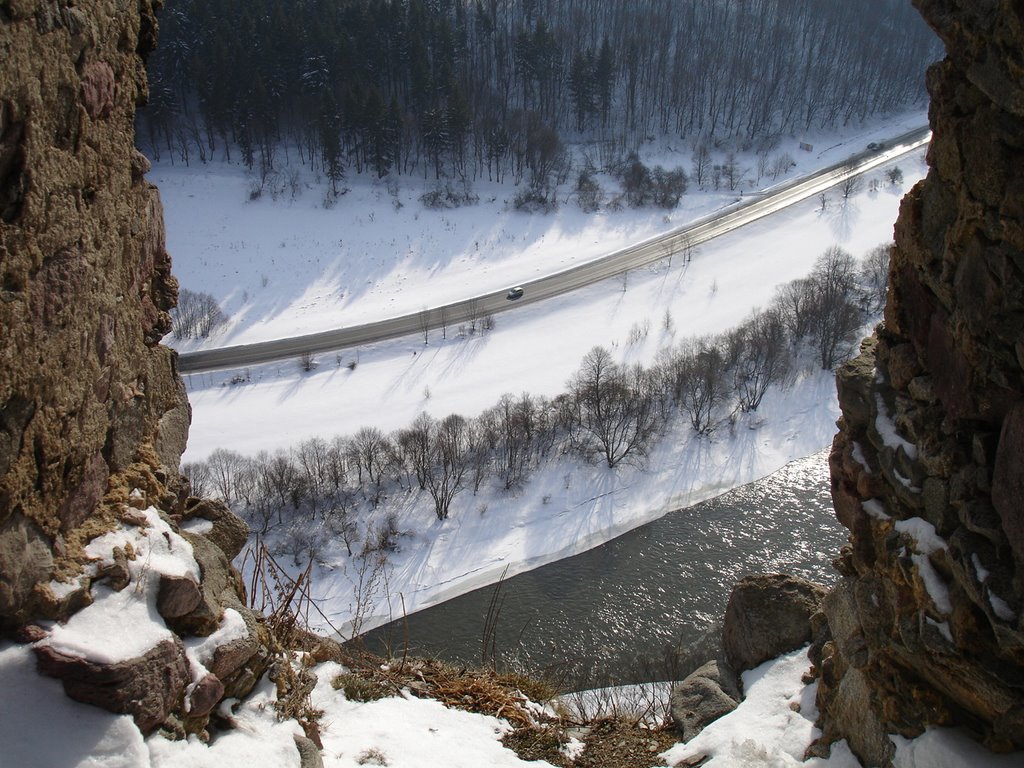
[156,113,930,636]
[158,110,928,355]
[168,112,929,465]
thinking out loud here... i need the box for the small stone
[13,623,48,644]
[156,575,202,619]
[187,673,225,718]
[122,508,150,528]
[96,546,131,591]
[80,61,115,120]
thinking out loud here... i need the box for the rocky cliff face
[0,1,273,738]
[0,0,189,625]
[818,1,1024,763]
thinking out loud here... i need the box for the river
[359,449,846,688]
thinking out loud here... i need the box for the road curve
[178,125,930,374]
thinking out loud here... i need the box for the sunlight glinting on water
[362,449,845,686]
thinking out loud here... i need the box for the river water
[360,449,846,688]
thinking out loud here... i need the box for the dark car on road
[506,286,524,300]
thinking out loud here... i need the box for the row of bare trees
[186,244,889,534]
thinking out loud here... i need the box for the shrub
[420,183,479,209]
[171,289,227,339]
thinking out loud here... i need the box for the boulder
[0,512,53,626]
[181,497,249,561]
[669,659,740,742]
[186,673,225,718]
[723,574,828,674]
[35,637,190,734]
[157,575,203,619]
[992,401,1024,562]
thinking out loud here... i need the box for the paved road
[178,125,930,373]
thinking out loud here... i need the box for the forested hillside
[141,0,938,188]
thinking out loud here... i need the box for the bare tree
[691,143,712,188]
[772,277,818,341]
[172,289,227,340]
[659,238,675,268]
[418,307,431,345]
[734,309,791,411]
[182,461,213,499]
[467,414,495,494]
[206,448,246,504]
[722,152,743,191]
[840,168,861,200]
[668,339,730,435]
[263,450,303,522]
[568,347,659,467]
[324,436,349,492]
[348,427,392,501]
[809,246,863,369]
[295,437,330,519]
[680,233,696,264]
[492,393,541,490]
[324,496,358,557]
[395,412,434,491]
[425,414,473,520]
[859,243,891,316]
[466,299,481,335]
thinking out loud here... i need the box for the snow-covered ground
[159,112,929,636]
[0,499,1008,767]
[0,497,1009,767]
[169,112,928,464]
[159,110,927,355]
[4,633,1016,767]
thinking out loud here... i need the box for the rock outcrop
[670,659,741,743]
[0,0,186,625]
[817,1,1024,763]
[722,573,828,676]
[0,0,271,740]
[671,574,828,743]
